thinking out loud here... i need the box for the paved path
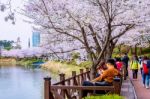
[121,78,136,99]
[129,70,150,99]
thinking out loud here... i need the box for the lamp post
[0,46,2,58]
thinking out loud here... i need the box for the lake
[0,66,57,99]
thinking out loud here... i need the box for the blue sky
[0,0,33,49]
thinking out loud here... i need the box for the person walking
[130,55,140,79]
[122,53,129,77]
[145,59,150,89]
[141,56,150,89]
[139,56,143,75]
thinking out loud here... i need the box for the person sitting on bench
[82,58,121,97]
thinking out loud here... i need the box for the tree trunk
[135,45,137,55]
[90,63,97,79]
[104,45,112,59]
[118,45,122,57]
[126,46,130,54]
[130,47,133,55]
[140,47,142,55]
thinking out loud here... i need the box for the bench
[44,77,122,99]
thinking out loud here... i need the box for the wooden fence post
[44,77,54,99]
[80,69,84,84]
[59,73,65,98]
[72,71,77,85]
[123,65,127,80]
[113,78,121,95]
[86,67,90,80]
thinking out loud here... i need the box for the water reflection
[0,66,57,99]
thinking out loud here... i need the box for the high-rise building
[32,32,40,47]
[28,38,30,48]
[13,37,21,49]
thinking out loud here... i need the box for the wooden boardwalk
[129,70,150,99]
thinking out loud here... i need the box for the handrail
[53,70,90,85]
[44,66,125,99]
[51,85,114,90]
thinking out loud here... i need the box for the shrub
[84,94,124,99]
[79,61,92,68]
[142,48,150,54]
[71,52,80,60]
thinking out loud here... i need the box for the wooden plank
[51,85,114,91]
[52,89,64,99]
[53,71,90,85]
[64,89,72,99]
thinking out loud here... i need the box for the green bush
[142,48,150,54]
[71,52,80,60]
[84,94,124,99]
[16,58,44,67]
[79,61,92,68]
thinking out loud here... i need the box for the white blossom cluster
[24,0,150,59]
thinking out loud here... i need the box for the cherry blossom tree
[24,0,150,78]
[1,47,47,58]
[0,0,16,24]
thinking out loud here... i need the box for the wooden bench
[44,68,123,99]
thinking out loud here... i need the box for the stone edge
[130,79,138,99]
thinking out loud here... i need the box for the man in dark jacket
[122,53,129,77]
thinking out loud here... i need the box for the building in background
[13,37,21,49]
[32,32,40,47]
[28,38,30,48]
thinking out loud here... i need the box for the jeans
[125,65,129,77]
[140,68,143,75]
[132,69,138,79]
[142,72,146,85]
[142,73,150,87]
[82,81,112,97]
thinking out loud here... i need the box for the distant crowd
[96,53,150,89]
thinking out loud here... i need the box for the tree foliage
[24,0,150,78]
[0,40,14,50]
[0,0,16,24]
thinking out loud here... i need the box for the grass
[41,61,86,77]
[0,58,16,66]
[84,94,124,99]
[16,58,44,67]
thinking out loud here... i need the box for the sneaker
[146,85,149,89]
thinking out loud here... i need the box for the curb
[129,79,138,99]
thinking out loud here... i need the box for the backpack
[143,62,149,74]
[147,60,150,68]
[116,62,123,71]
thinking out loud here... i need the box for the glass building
[32,32,40,47]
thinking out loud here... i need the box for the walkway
[130,70,150,99]
[121,78,136,99]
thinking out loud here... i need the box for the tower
[28,38,30,48]
[14,37,21,49]
[32,31,40,47]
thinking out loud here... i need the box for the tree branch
[96,0,109,24]
[110,24,135,41]
[88,24,101,53]
[81,27,97,60]
[40,0,85,44]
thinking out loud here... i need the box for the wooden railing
[44,67,126,99]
